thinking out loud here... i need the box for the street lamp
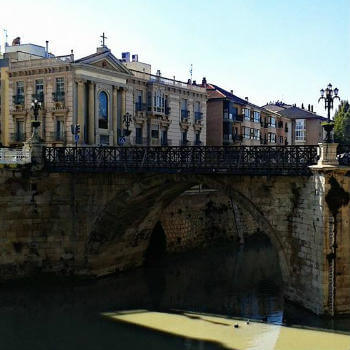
[31,99,42,142]
[123,112,132,136]
[318,83,340,143]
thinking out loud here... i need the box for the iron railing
[44,145,319,175]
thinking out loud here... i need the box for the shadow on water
[0,230,349,349]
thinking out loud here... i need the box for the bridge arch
[87,174,291,287]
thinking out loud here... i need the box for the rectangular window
[254,129,260,140]
[279,136,284,144]
[16,81,24,96]
[195,132,201,145]
[137,90,143,104]
[269,116,276,128]
[243,108,250,121]
[295,119,306,141]
[16,120,25,141]
[151,129,159,139]
[161,130,168,145]
[135,127,143,144]
[268,133,276,143]
[250,128,255,139]
[56,120,64,141]
[243,127,250,139]
[254,111,260,123]
[56,78,64,92]
[194,101,200,113]
[182,131,187,145]
[35,79,44,102]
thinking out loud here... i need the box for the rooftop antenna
[189,64,193,82]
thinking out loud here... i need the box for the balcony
[10,132,26,143]
[32,93,44,103]
[135,102,147,112]
[52,91,65,102]
[50,131,66,142]
[13,95,25,106]
[181,109,190,119]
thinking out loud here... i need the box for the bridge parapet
[43,145,319,176]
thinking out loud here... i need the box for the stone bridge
[0,144,349,316]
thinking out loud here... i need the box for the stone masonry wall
[0,165,349,315]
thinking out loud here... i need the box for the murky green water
[0,234,349,349]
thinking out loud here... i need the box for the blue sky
[1,0,349,116]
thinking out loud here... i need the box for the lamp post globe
[318,84,340,143]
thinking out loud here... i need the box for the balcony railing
[44,145,320,176]
[32,93,44,103]
[10,132,26,142]
[13,95,25,106]
[181,110,190,118]
[52,91,65,102]
[135,102,146,112]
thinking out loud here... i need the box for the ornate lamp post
[123,112,132,137]
[31,99,42,142]
[318,83,340,143]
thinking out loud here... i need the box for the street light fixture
[318,83,340,143]
[31,99,42,141]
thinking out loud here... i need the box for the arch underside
[87,174,291,285]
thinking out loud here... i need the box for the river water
[1,233,350,349]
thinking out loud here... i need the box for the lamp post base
[317,143,339,166]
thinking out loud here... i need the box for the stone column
[77,80,85,144]
[318,143,339,166]
[88,81,95,145]
[112,86,118,146]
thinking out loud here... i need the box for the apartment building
[264,102,326,145]
[0,38,206,147]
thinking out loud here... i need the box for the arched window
[99,91,108,129]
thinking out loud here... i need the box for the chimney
[201,77,207,87]
[156,69,161,76]
[70,49,74,61]
[132,54,138,62]
[301,103,304,109]
[230,90,233,94]
[45,41,49,58]
[187,79,191,84]
[193,80,197,85]
[308,104,310,111]
[245,97,249,101]
[311,105,314,113]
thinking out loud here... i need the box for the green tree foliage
[334,100,350,144]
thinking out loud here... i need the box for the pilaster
[112,86,119,146]
[77,80,85,144]
[88,81,95,145]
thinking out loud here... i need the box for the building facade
[204,82,291,146]
[264,102,326,145]
[0,41,206,147]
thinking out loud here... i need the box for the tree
[334,100,350,144]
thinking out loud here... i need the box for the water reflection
[0,232,348,349]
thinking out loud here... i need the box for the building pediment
[74,47,131,75]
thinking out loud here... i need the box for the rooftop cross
[100,32,107,47]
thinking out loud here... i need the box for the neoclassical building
[0,40,207,147]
